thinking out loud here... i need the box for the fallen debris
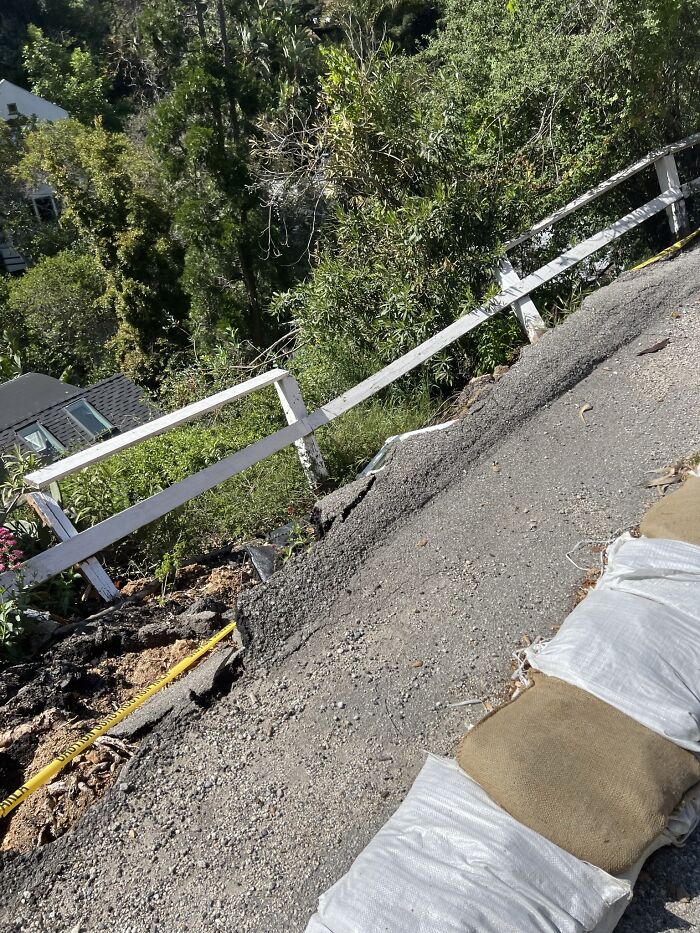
[0,548,256,852]
[637,337,670,355]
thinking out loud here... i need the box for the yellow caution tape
[0,618,238,820]
[630,227,700,271]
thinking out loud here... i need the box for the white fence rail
[2,133,699,601]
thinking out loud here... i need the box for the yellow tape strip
[0,619,238,820]
[630,227,700,271]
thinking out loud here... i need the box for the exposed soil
[0,546,264,853]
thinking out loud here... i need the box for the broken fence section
[2,134,700,600]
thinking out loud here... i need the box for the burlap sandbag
[640,474,700,547]
[457,674,700,875]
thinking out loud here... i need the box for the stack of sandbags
[526,471,700,751]
[306,473,700,933]
[456,673,700,875]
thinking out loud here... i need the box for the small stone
[416,537,428,548]
[411,660,424,668]
[263,720,274,738]
[336,701,345,709]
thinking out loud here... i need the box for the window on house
[6,103,18,117]
[65,399,114,440]
[17,423,65,457]
[32,195,58,222]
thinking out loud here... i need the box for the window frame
[64,399,115,441]
[16,422,66,457]
[31,194,58,222]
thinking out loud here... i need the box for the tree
[23,26,115,125]
[0,0,110,86]
[275,0,700,383]
[142,0,320,345]
[16,118,189,383]
[3,250,115,382]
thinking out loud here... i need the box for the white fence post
[655,153,689,238]
[496,258,548,342]
[274,375,329,490]
[25,492,120,602]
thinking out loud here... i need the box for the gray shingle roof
[0,373,157,458]
[0,373,82,432]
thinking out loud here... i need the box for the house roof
[0,372,156,458]
[0,79,69,123]
[0,373,81,432]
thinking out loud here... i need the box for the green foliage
[23,25,115,125]
[277,0,700,388]
[15,119,189,383]
[0,0,110,86]
[0,588,30,664]
[0,333,22,383]
[280,519,316,564]
[470,313,524,375]
[3,250,115,382]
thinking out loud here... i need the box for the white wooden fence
[2,133,699,601]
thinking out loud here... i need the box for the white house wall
[0,79,69,122]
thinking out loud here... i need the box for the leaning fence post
[654,153,689,238]
[274,374,329,490]
[25,492,120,602]
[496,258,548,343]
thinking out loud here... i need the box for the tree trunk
[216,0,240,143]
[237,224,263,346]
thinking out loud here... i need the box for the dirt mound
[0,549,259,853]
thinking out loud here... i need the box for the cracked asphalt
[2,245,700,932]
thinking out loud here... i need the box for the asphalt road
[2,246,700,932]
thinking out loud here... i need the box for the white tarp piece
[526,534,700,753]
[305,755,634,933]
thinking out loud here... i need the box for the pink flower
[0,527,23,572]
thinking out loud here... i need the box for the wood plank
[24,493,120,602]
[504,132,700,250]
[655,154,689,237]
[0,419,316,591]
[496,258,548,342]
[307,304,502,428]
[274,375,329,489]
[25,368,290,488]
[0,184,684,594]
[507,187,679,298]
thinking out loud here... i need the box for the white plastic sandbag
[526,534,700,752]
[305,755,633,933]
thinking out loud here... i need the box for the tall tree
[16,118,189,384]
[142,0,319,345]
